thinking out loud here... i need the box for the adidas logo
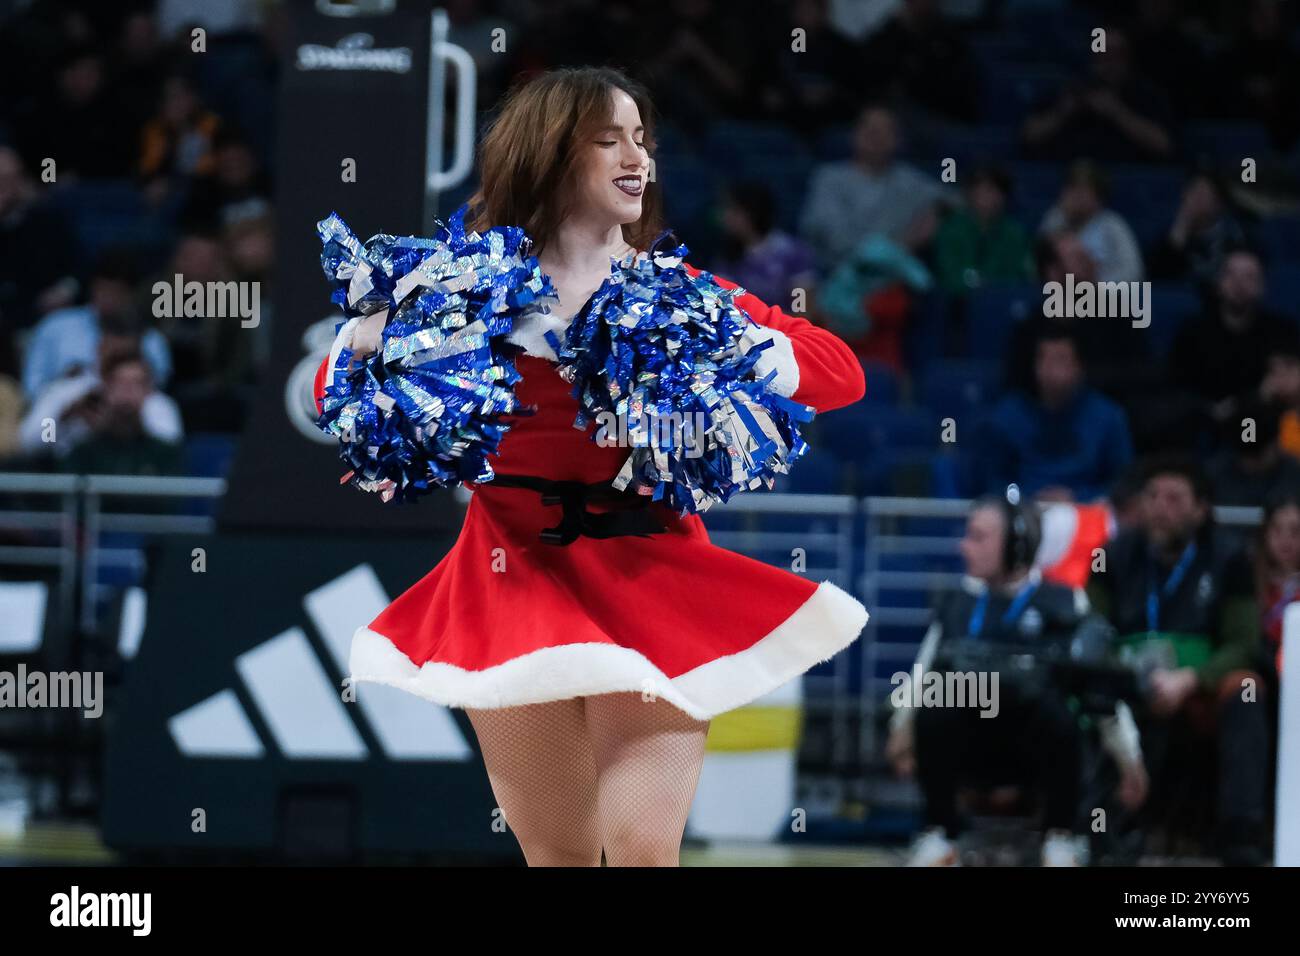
[167,564,473,762]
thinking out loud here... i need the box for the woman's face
[1266,504,1300,574]
[573,87,650,229]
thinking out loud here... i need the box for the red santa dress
[312,261,869,720]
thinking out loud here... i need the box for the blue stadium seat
[773,450,841,495]
[1007,160,1061,226]
[1264,264,1300,322]
[652,120,689,158]
[979,64,1070,124]
[904,291,954,373]
[919,359,1001,418]
[930,126,1019,164]
[1258,216,1300,269]
[183,432,237,479]
[728,151,812,234]
[814,124,852,162]
[47,179,173,269]
[1184,122,1275,162]
[703,120,810,167]
[1146,282,1202,357]
[819,408,937,485]
[966,283,1040,360]
[861,360,900,405]
[656,152,719,238]
[1107,166,1182,225]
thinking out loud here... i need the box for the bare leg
[465,698,603,866]
[584,692,710,866]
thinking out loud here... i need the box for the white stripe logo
[168,564,472,761]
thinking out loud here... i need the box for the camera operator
[1086,455,1269,864]
[886,491,1146,866]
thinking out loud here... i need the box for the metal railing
[0,473,226,639]
[0,475,1266,775]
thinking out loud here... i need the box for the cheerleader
[312,66,868,866]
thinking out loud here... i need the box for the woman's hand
[350,309,389,363]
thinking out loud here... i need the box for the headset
[976,485,1042,574]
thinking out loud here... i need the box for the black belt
[488,472,668,546]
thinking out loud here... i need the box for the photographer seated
[886,490,1146,866]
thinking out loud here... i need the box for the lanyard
[968,579,1040,639]
[1146,541,1197,633]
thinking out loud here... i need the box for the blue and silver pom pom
[540,233,815,515]
[315,202,556,502]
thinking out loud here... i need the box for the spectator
[182,126,271,231]
[814,224,932,371]
[115,5,170,133]
[754,0,864,135]
[1021,25,1175,163]
[886,493,1145,866]
[1039,161,1145,283]
[213,200,271,382]
[1261,344,1300,461]
[1005,233,1153,402]
[1087,455,1270,865]
[975,324,1134,503]
[0,145,80,367]
[859,0,979,122]
[1254,486,1300,679]
[710,181,817,311]
[21,247,171,401]
[1215,0,1300,151]
[798,104,954,271]
[58,350,183,481]
[932,164,1033,296]
[151,221,258,432]
[139,73,222,204]
[17,326,183,462]
[1147,170,1249,290]
[1167,248,1297,416]
[222,198,275,377]
[1204,398,1300,507]
[11,45,138,179]
[1129,0,1215,122]
[151,227,228,389]
[636,0,755,136]
[506,0,656,87]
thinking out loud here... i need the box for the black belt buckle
[493,472,668,545]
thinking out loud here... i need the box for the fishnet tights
[465,692,710,866]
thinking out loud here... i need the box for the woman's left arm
[684,263,866,413]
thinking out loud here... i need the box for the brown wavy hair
[463,66,665,256]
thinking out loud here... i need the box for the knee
[602,820,681,866]
[519,837,602,867]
